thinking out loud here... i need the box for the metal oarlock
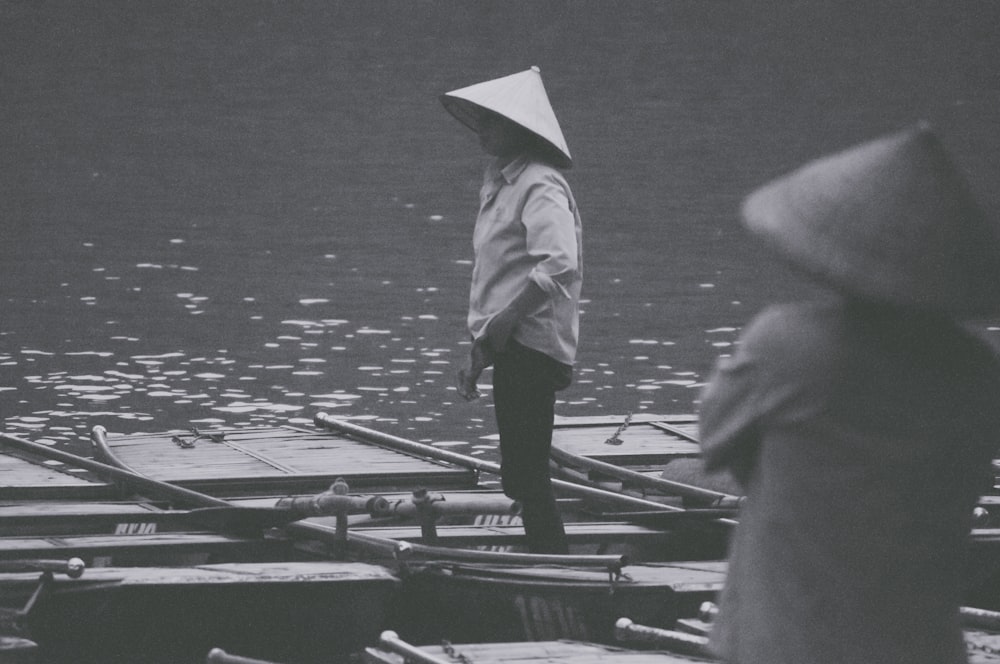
[0,558,86,636]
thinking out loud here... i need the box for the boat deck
[94,425,478,496]
[0,445,108,500]
[1,424,479,500]
[552,414,700,467]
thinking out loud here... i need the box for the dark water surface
[3,2,1000,456]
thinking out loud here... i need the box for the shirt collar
[487,154,530,184]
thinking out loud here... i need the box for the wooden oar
[314,412,681,513]
[614,617,712,658]
[549,442,741,507]
[588,508,739,526]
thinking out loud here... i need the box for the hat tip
[530,65,541,73]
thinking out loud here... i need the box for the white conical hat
[742,123,1000,315]
[441,66,572,168]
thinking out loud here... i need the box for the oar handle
[205,648,282,664]
[376,631,455,664]
[614,618,712,658]
[0,558,85,579]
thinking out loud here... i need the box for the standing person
[441,67,583,554]
[699,124,1000,664]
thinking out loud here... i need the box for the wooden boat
[388,560,726,647]
[0,418,727,568]
[0,559,399,664]
[206,607,1000,664]
[0,417,736,661]
[6,415,1000,661]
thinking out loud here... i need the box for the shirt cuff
[530,269,571,299]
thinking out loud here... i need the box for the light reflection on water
[2,3,1000,459]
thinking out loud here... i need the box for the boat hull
[390,561,726,646]
[3,561,399,664]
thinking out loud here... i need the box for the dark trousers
[492,340,571,554]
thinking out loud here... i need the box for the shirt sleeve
[521,175,579,299]
[698,333,765,486]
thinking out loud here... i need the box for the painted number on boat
[114,522,157,535]
[513,594,588,641]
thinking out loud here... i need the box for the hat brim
[440,94,573,169]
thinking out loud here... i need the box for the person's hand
[456,337,492,401]
[456,367,481,401]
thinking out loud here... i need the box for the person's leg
[492,342,568,554]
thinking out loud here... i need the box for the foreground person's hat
[441,66,572,169]
[742,123,1000,315]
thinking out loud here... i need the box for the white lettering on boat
[114,522,157,535]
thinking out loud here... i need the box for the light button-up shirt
[468,155,583,366]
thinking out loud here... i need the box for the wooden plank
[0,453,98,486]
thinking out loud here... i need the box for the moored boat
[6,413,1000,661]
[1,559,398,664]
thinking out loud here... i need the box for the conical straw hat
[441,66,572,168]
[741,123,1000,315]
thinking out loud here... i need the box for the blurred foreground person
[441,67,583,553]
[699,124,1000,664]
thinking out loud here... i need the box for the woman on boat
[699,124,1000,664]
[440,67,583,554]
